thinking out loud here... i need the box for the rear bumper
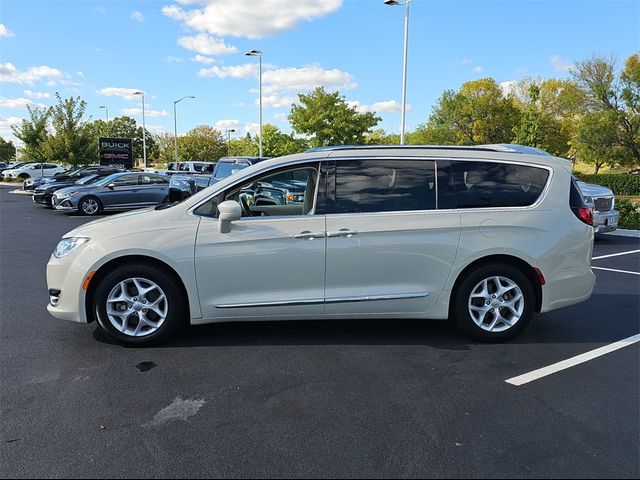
[593,209,619,233]
[540,269,596,313]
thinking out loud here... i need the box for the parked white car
[2,162,65,180]
[47,145,596,345]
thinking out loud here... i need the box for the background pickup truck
[168,156,269,202]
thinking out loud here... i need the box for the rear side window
[451,161,549,208]
[329,159,436,214]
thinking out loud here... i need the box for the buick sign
[99,137,133,169]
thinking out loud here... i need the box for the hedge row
[616,199,640,230]
[576,174,640,195]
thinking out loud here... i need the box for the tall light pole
[173,95,195,163]
[384,0,411,145]
[226,129,236,156]
[133,91,147,169]
[99,105,109,122]
[245,49,263,157]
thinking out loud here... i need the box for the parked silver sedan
[51,172,170,216]
[576,179,619,233]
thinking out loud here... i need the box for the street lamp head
[99,105,107,108]
[384,0,402,5]
[245,49,263,56]
[133,91,144,96]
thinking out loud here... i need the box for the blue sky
[1,0,638,145]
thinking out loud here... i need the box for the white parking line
[506,334,640,386]
[592,249,640,261]
[592,266,640,276]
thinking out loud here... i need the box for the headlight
[53,237,90,258]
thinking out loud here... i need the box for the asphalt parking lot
[1,185,639,479]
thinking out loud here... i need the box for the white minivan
[47,145,596,345]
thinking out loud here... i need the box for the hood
[576,180,613,198]
[64,207,157,238]
[38,180,77,192]
[53,184,100,196]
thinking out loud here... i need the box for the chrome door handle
[327,229,358,238]
[293,231,325,240]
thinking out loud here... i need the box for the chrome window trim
[215,291,429,309]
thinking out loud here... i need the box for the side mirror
[217,200,242,233]
[107,183,116,190]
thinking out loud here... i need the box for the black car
[33,173,110,207]
[168,156,269,202]
[23,165,123,191]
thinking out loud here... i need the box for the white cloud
[23,90,52,99]
[371,100,411,113]
[131,11,145,22]
[0,63,66,85]
[162,0,342,39]
[164,56,184,63]
[262,65,356,94]
[96,48,102,52]
[550,55,572,72]
[273,112,289,122]
[122,107,169,118]
[260,94,297,108]
[347,100,369,113]
[500,80,517,97]
[177,33,237,55]
[0,24,15,38]
[190,54,215,64]
[0,116,22,141]
[98,87,143,101]
[244,122,260,136]
[461,58,473,65]
[199,63,257,78]
[214,119,242,131]
[0,97,46,109]
[473,66,484,73]
[147,124,168,134]
[95,5,106,14]
[76,71,85,78]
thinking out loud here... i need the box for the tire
[453,263,535,342]
[78,196,102,216]
[93,263,186,346]
[18,173,30,180]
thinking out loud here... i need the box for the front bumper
[46,253,89,323]
[33,193,53,205]
[593,209,619,233]
[52,195,75,210]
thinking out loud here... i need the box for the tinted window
[214,161,249,179]
[113,174,139,186]
[451,161,549,208]
[330,159,436,214]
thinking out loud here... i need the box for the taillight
[576,207,593,226]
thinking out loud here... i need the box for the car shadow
[91,292,640,349]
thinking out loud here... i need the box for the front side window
[194,163,320,218]
[452,161,549,208]
[329,159,437,214]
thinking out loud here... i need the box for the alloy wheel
[468,276,524,332]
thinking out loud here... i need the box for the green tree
[228,135,258,157]
[11,105,50,161]
[0,137,17,162]
[572,53,640,166]
[573,110,626,173]
[513,84,547,149]
[178,125,226,161]
[421,78,521,145]
[261,124,308,157]
[289,87,381,147]
[152,132,177,165]
[41,93,94,166]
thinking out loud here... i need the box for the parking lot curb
[8,189,32,195]
[602,229,640,238]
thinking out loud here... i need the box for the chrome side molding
[215,291,429,308]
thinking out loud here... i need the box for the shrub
[577,174,640,196]
[616,198,640,230]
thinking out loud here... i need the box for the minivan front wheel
[454,264,534,342]
[93,264,186,345]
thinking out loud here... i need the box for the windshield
[76,174,100,185]
[214,161,249,179]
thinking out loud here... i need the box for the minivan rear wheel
[454,264,534,342]
[93,264,186,346]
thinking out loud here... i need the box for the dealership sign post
[99,137,133,169]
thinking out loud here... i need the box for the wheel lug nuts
[133,297,138,301]
[142,309,147,313]
[142,300,147,304]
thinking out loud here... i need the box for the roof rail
[304,145,505,154]
[304,144,554,156]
